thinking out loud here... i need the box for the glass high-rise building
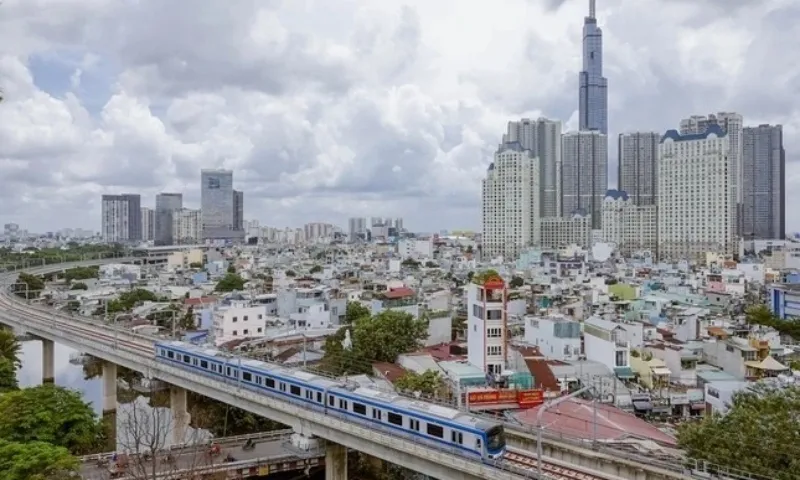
[233,190,244,232]
[201,169,244,241]
[155,193,182,246]
[101,194,141,243]
[618,132,660,206]
[578,0,608,135]
[742,125,785,240]
[561,131,608,229]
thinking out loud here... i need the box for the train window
[256,376,262,385]
[290,385,301,396]
[200,360,208,369]
[183,355,190,364]
[306,390,313,400]
[352,403,367,415]
[328,395,334,406]
[427,424,444,438]
[167,351,174,359]
[410,419,420,431]
[387,412,403,426]
[316,392,322,403]
[242,372,252,382]
[338,399,348,410]
[451,431,463,444]
[226,367,231,376]
[372,409,382,420]
[265,378,275,388]
[280,383,287,392]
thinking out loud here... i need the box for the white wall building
[141,207,154,242]
[658,125,737,261]
[466,277,508,375]
[397,238,434,259]
[539,213,592,249]
[583,317,632,378]
[523,315,582,360]
[482,142,540,260]
[173,208,202,245]
[600,190,658,256]
[213,301,269,345]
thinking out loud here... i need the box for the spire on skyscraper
[589,0,596,19]
[578,0,607,134]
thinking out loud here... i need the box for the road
[80,436,323,479]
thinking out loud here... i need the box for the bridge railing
[78,428,296,463]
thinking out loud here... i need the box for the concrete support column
[41,339,54,384]
[102,362,118,453]
[170,386,191,445]
[325,442,348,480]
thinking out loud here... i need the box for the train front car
[484,424,506,459]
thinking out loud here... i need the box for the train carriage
[155,340,506,460]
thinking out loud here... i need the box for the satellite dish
[591,242,612,262]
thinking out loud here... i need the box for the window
[339,399,348,410]
[372,409,382,420]
[487,345,502,356]
[280,383,287,392]
[387,412,403,426]
[265,378,275,388]
[258,314,263,320]
[167,351,174,359]
[243,329,249,335]
[242,372,252,382]
[615,350,627,367]
[243,315,249,321]
[257,328,263,333]
[316,392,322,403]
[328,395,334,406]
[487,327,502,338]
[200,360,208,369]
[410,419,420,431]
[353,403,367,415]
[451,431,463,444]
[290,385,301,396]
[232,330,238,336]
[232,316,238,322]
[183,355,191,364]
[427,424,444,438]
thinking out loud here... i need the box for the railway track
[504,451,610,480]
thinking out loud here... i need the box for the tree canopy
[14,272,44,299]
[0,440,79,480]
[70,282,88,290]
[0,328,21,368]
[509,276,525,288]
[215,272,246,292]
[309,265,323,274]
[678,384,800,479]
[344,301,370,324]
[62,266,98,283]
[321,310,428,375]
[0,384,104,455]
[394,370,445,397]
[0,358,18,392]
[745,304,800,341]
[104,288,161,314]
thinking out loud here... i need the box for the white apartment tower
[467,274,508,375]
[502,118,562,217]
[680,113,743,235]
[561,131,608,229]
[482,142,540,260]
[140,207,154,241]
[347,217,367,242]
[658,125,737,261]
[173,208,202,244]
[101,194,141,243]
[601,190,658,257]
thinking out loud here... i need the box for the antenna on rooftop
[589,0,596,18]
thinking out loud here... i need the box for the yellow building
[630,352,672,389]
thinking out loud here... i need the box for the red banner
[483,276,505,290]
[467,389,544,407]
[517,389,544,407]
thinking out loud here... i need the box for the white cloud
[0,0,797,232]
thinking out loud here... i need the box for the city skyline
[0,0,797,233]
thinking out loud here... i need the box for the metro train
[155,340,506,460]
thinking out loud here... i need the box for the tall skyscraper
[101,194,141,243]
[657,125,737,261]
[155,193,183,246]
[482,142,540,259]
[680,112,743,235]
[141,207,154,241]
[348,217,367,242]
[561,131,608,229]
[201,169,244,241]
[503,118,563,217]
[618,132,660,206]
[233,190,244,232]
[742,124,785,240]
[173,208,202,244]
[578,0,608,134]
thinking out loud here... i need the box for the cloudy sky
[0,0,797,233]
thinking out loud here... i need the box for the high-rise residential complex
[561,131,608,229]
[348,217,367,242]
[101,194,141,243]
[503,118,563,217]
[233,190,244,232]
[173,208,202,244]
[154,193,183,246]
[657,125,737,261]
[742,124,785,240]
[140,207,154,241]
[482,142,540,259]
[680,112,743,235]
[201,169,244,241]
[618,132,660,206]
[601,189,658,256]
[578,0,608,134]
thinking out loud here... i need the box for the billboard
[467,389,544,408]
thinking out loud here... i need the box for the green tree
[678,384,800,479]
[0,384,104,455]
[394,370,444,397]
[0,328,21,368]
[465,245,474,254]
[285,270,297,277]
[401,258,419,267]
[215,272,246,292]
[227,264,236,274]
[424,261,438,268]
[345,301,371,324]
[104,288,160,314]
[0,440,79,480]
[14,272,44,299]
[63,266,98,282]
[70,282,88,290]
[466,271,475,282]
[746,304,800,341]
[321,310,428,375]
[309,265,323,274]
[509,276,524,288]
[0,358,18,392]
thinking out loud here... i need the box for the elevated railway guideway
[0,259,693,480]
